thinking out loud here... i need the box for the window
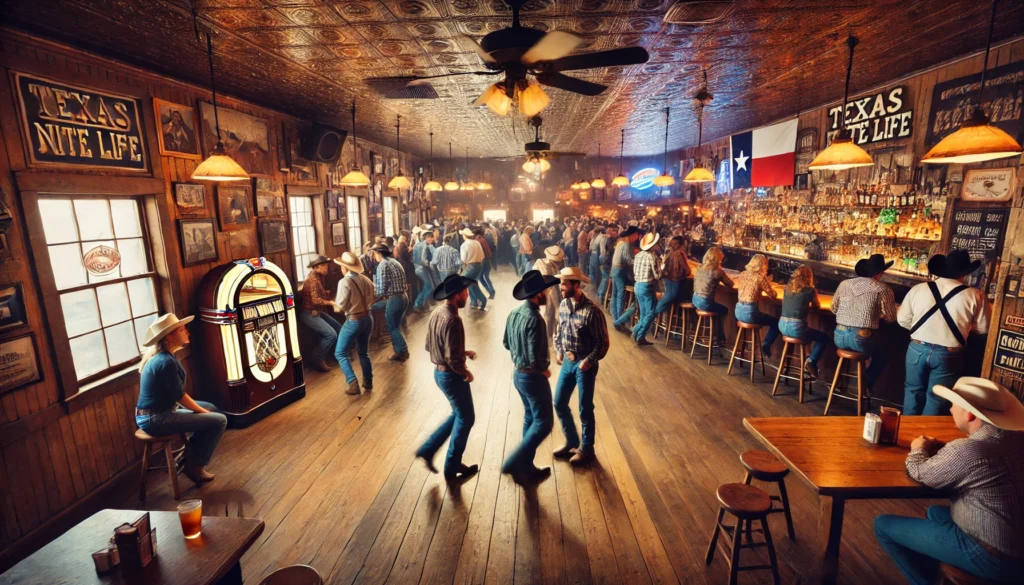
[346,195,363,252]
[383,197,396,238]
[38,197,159,383]
[290,196,319,283]
[532,208,554,222]
[483,209,507,222]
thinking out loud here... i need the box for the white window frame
[290,195,320,283]
[383,196,396,238]
[347,195,363,252]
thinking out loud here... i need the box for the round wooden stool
[623,285,635,324]
[259,564,323,585]
[655,301,692,349]
[705,483,780,585]
[934,563,995,585]
[772,336,815,402]
[740,450,796,541]
[690,310,719,365]
[728,321,766,382]
[825,349,872,416]
[135,429,187,502]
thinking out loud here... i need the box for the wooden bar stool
[825,349,871,416]
[704,483,781,585]
[136,429,187,501]
[623,285,635,325]
[739,450,796,541]
[690,310,719,365]
[655,301,693,349]
[934,564,995,585]
[259,565,323,585]
[602,277,612,310]
[728,321,766,382]
[771,336,814,402]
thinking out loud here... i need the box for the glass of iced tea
[177,499,202,539]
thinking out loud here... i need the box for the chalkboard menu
[993,329,1024,381]
[948,204,1010,289]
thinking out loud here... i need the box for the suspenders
[909,281,969,347]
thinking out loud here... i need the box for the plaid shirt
[554,293,609,364]
[374,257,407,297]
[431,244,462,273]
[301,271,332,312]
[662,249,691,281]
[503,301,549,371]
[633,250,660,283]
[831,276,897,329]
[612,240,635,268]
[907,424,1024,557]
[736,272,777,303]
[412,240,433,267]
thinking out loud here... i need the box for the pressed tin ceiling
[3,0,1023,159]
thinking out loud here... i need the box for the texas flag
[730,119,798,189]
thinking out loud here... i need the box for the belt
[136,407,172,416]
[436,364,449,372]
[346,311,368,320]
[836,324,874,332]
[912,339,961,352]
[516,368,545,375]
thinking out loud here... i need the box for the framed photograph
[285,123,319,186]
[178,218,218,266]
[217,184,253,231]
[153,98,200,159]
[332,222,346,246]
[327,207,338,222]
[254,177,286,217]
[174,182,206,214]
[962,168,1017,203]
[198,102,273,176]
[0,334,42,396]
[259,219,289,254]
[0,283,28,331]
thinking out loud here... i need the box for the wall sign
[1005,315,1024,328]
[961,168,1016,203]
[827,86,913,146]
[926,60,1024,147]
[83,245,121,275]
[0,334,42,395]
[994,328,1024,380]
[948,205,1010,290]
[14,73,146,171]
[630,168,658,190]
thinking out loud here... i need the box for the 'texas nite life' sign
[827,86,913,146]
[630,168,659,190]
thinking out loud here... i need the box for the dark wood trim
[14,172,165,195]
[65,368,140,414]
[284,185,323,196]
[0,402,63,448]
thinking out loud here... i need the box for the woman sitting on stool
[734,254,781,358]
[779,265,830,378]
[135,314,227,484]
[691,247,734,345]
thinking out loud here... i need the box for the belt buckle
[566,351,576,362]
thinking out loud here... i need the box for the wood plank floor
[128,268,931,585]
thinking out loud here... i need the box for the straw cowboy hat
[855,254,894,278]
[639,232,660,251]
[307,255,331,269]
[544,245,564,262]
[333,251,364,273]
[928,250,981,280]
[933,377,1024,431]
[553,266,590,284]
[459,227,475,238]
[142,313,194,347]
[412,225,423,235]
[513,270,559,300]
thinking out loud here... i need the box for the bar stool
[623,285,635,325]
[602,277,612,310]
[825,349,871,416]
[934,564,995,585]
[136,429,187,501]
[739,450,796,541]
[771,336,814,402]
[728,321,766,382]
[259,565,323,585]
[690,310,719,365]
[655,301,692,349]
[704,483,780,585]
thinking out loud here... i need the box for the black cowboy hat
[306,255,331,268]
[928,250,981,279]
[855,254,894,278]
[432,274,476,301]
[371,243,392,255]
[513,270,559,301]
[620,226,639,238]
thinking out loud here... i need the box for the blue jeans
[136,401,227,466]
[480,260,495,297]
[654,279,691,316]
[371,295,408,354]
[554,358,598,451]
[502,371,554,474]
[439,270,456,282]
[414,266,435,309]
[298,310,341,364]
[334,315,373,385]
[692,294,727,343]
[417,370,475,476]
[904,342,963,415]
[778,318,829,364]
[579,252,591,278]
[629,281,659,341]
[512,248,523,275]
[597,266,611,302]
[875,506,1024,585]
[610,267,630,321]
[588,253,600,285]
[735,302,780,353]
[461,262,487,309]
[834,325,887,387]
[520,253,533,276]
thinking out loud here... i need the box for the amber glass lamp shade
[578,180,591,190]
[191,143,249,181]
[653,173,675,187]
[611,174,629,187]
[444,181,460,191]
[339,166,371,186]
[591,177,607,188]
[683,166,714,183]
[808,129,873,171]
[519,82,550,118]
[475,84,512,116]
[387,173,412,189]
[921,108,1023,164]
[424,180,442,191]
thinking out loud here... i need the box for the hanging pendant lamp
[612,128,630,187]
[424,132,442,191]
[339,101,371,186]
[191,29,249,181]
[653,107,676,187]
[922,0,1022,164]
[808,35,874,171]
[591,143,607,188]
[387,115,411,190]
[460,148,476,191]
[685,75,715,183]
[444,143,459,191]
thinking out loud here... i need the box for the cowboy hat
[432,274,476,301]
[933,377,1024,431]
[553,266,590,284]
[640,232,660,251]
[371,243,391,255]
[333,251,364,273]
[620,226,639,238]
[459,227,475,238]
[855,254,894,278]
[544,246,564,262]
[513,270,560,300]
[307,255,331,269]
[928,250,981,280]
[142,313,194,347]
[412,225,423,235]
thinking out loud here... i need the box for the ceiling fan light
[444,181,460,191]
[522,159,538,173]
[591,178,606,188]
[611,174,630,187]
[653,173,675,187]
[387,173,412,189]
[519,82,550,118]
[539,158,551,172]
[683,166,714,183]
[424,180,442,191]
[578,180,591,190]
[921,107,1023,164]
[339,166,371,186]
[477,84,512,116]
[808,131,874,171]
[191,144,250,181]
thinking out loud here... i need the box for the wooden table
[743,416,965,585]
[0,509,264,585]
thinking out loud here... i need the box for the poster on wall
[198,102,273,176]
[961,168,1016,203]
[14,72,146,172]
[0,334,42,395]
[993,328,1024,381]
[925,60,1024,147]
[153,98,200,158]
[0,284,27,331]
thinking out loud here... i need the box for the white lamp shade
[191,146,249,181]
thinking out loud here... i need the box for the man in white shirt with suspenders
[898,251,991,415]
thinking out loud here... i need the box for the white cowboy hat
[553,266,590,284]
[143,313,194,347]
[640,232,660,251]
[545,245,564,262]
[333,251,364,274]
[459,227,475,238]
[933,377,1024,431]
[412,225,422,235]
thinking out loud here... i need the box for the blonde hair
[788,265,814,294]
[138,337,169,373]
[745,254,769,276]
[701,247,724,269]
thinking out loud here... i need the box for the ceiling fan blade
[547,46,649,72]
[461,35,496,65]
[536,72,607,96]
[521,31,583,66]
[546,151,586,158]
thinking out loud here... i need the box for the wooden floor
[130,268,930,585]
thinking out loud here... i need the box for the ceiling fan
[501,116,584,172]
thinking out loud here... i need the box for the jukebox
[195,258,304,427]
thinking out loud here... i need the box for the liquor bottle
[871,192,878,206]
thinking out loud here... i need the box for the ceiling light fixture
[387,115,411,190]
[476,83,513,116]
[444,142,459,191]
[475,79,551,118]
[612,128,629,187]
[191,27,249,182]
[424,131,441,191]
[922,0,1022,164]
[591,143,606,188]
[808,35,874,171]
[654,107,676,187]
[339,101,371,186]
[522,154,551,174]
[685,71,715,183]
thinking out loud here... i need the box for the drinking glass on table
[177,499,202,539]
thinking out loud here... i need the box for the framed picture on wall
[0,283,28,331]
[153,98,201,159]
[174,182,206,215]
[179,218,218,266]
[217,184,253,231]
[254,177,286,217]
[259,219,289,254]
[0,334,42,396]
[962,168,1016,203]
[332,222,346,246]
[328,207,338,222]
[198,102,273,176]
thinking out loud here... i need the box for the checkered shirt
[831,276,897,329]
[374,257,407,297]
[633,250,660,283]
[431,244,462,273]
[554,294,609,364]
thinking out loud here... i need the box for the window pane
[39,199,79,244]
[127,278,157,317]
[305,227,316,252]
[60,289,101,337]
[104,321,139,366]
[118,238,148,277]
[133,315,157,352]
[110,199,142,238]
[70,330,108,379]
[74,199,113,241]
[84,240,121,283]
[49,243,88,290]
[96,282,131,326]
